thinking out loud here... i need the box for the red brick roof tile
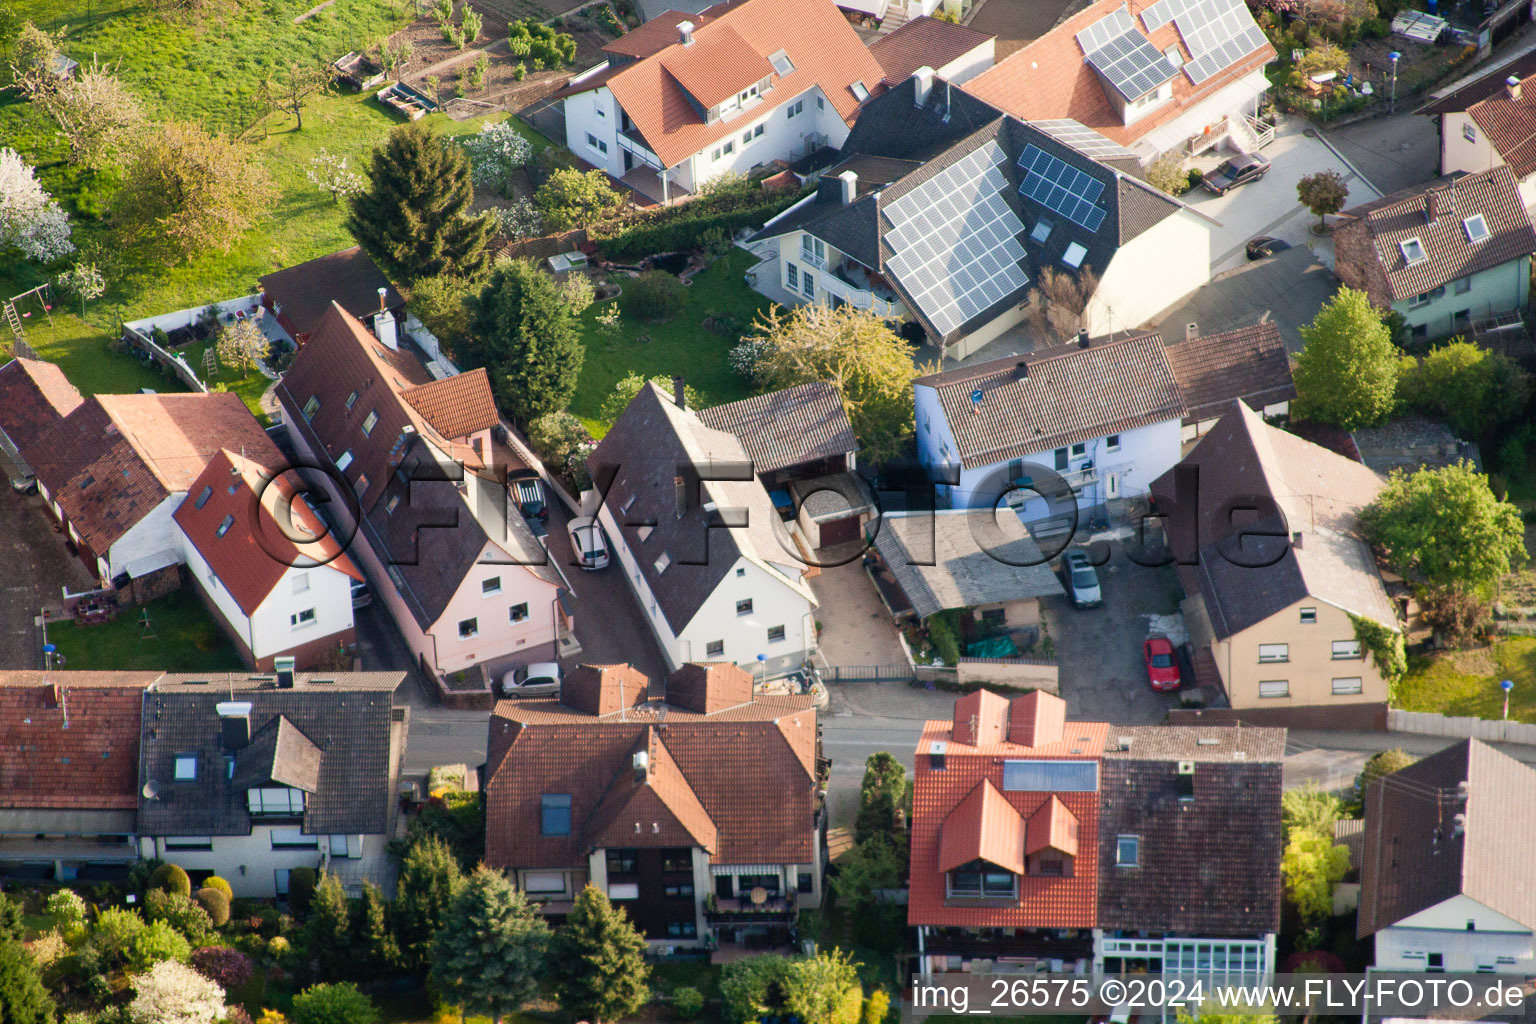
[1027,795,1079,857]
[0,357,83,455]
[939,779,1025,874]
[1466,73,1536,178]
[399,367,500,441]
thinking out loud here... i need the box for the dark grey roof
[872,510,1063,619]
[138,674,403,837]
[1164,320,1296,426]
[1097,729,1284,935]
[697,381,857,474]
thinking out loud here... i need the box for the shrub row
[591,188,806,260]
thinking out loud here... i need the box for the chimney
[838,169,858,206]
[1508,74,1522,101]
[913,66,935,108]
[678,19,695,45]
[1077,328,1090,348]
[1186,322,1199,341]
[1292,530,1304,549]
[1427,186,1452,224]
[42,682,59,709]
[672,374,687,410]
[274,656,295,689]
[1177,759,1195,800]
[633,749,650,782]
[674,474,688,518]
[216,701,253,750]
[1013,360,1028,380]
[374,307,398,350]
[377,286,388,313]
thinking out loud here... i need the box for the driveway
[1324,109,1440,197]
[0,483,97,669]
[808,560,909,669]
[1184,116,1381,274]
[1042,545,1186,724]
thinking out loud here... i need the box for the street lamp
[1501,678,1513,720]
[1389,51,1402,113]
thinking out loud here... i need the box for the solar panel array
[1140,0,1268,84]
[1002,759,1100,793]
[1074,5,1135,52]
[1086,29,1180,100]
[1017,144,1107,233]
[1032,120,1140,162]
[882,140,1029,338]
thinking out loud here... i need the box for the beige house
[1152,402,1399,709]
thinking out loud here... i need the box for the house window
[293,573,310,594]
[655,552,672,573]
[355,474,369,498]
[1332,639,1362,659]
[270,827,318,849]
[1332,677,1363,695]
[800,236,825,263]
[607,849,638,875]
[786,262,799,290]
[586,132,607,155]
[330,835,360,859]
[1400,237,1427,264]
[361,410,379,436]
[509,602,529,622]
[736,567,746,577]
[1054,448,1068,470]
[1258,643,1288,662]
[666,920,698,937]
[524,871,567,893]
[216,515,235,538]
[290,608,316,628]
[163,836,213,850]
[194,486,213,509]
[1031,219,1053,243]
[1070,442,1087,459]
[1463,214,1490,243]
[1463,121,1477,142]
[798,871,814,893]
[947,859,1016,898]
[1299,607,1316,623]
[1062,242,1088,268]
[345,390,359,411]
[459,617,479,639]
[736,598,753,615]
[663,883,695,898]
[768,624,786,642]
[482,576,502,595]
[1258,680,1290,698]
[851,80,869,101]
[1427,953,1444,972]
[386,494,400,514]
[770,49,794,75]
[540,794,571,836]
[173,754,198,781]
[1116,835,1140,867]
[802,270,816,297]
[1454,275,1472,294]
[1106,434,1120,452]
[302,396,320,420]
[250,788,307,816]
[336,450,354,472]
[1412,324,1428,339]
[662,848,692,872]
[787,99,804,118]
[706,639,725,657]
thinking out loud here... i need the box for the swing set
[4,283,55,355]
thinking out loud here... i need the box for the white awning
[121,548,182,580]
[1136,68,1272,159]
[710,864,786,875]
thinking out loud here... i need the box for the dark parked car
[1202,153,1271,195]
[509,468,549,539]
[1245,236,1292,260]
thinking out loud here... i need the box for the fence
[819,657,1058,693]
[120,325,208,393]
[1388,708,1536,746]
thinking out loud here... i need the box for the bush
[190,945,252,989]
[674,987,705,1019]
[721,955,793,1024]
[92,906,148,962]
[201,877,233,901]
[45,889,87,929]
[592,187,804,260]
[623,270,687,321]
[291,982,380,1024]
[145,890,213,945]
[1358,749,1416,793]
[194,888,230,927]
[148,864,192,897]
[926,612,961,666]
[287,868,317,916]
[129,919,192,969]
[1146,153,1191,195]
[862,989,891,1024]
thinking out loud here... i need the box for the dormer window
[1464,214,1490,243]
[851,80,869,101]
[769,49,794,75]
[1400,237,1427,265]
[1063,242,1088,268]
[1163,44,1184,68]
[947,859,1017,898]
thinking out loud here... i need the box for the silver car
[501,662,562,698]
[1061,549,1102,608]
[567,515,610,570]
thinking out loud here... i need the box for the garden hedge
[148,863,191,897]
[591,188,807,260]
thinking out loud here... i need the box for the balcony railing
[817,268,903,317]
[705,895,796,920]
[799,248,827,270]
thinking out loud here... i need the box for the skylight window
[851,80,869,101]
[1031,219,1054,243]
[1062,241,1089,268]
[769,49,794,75]
[173,754,198,781]
[336,450,354,472]
[654,552,672,573]
[1400,237,1427,265]
[1464,214,1490,243]
[194,486,213,509]
[216,514,235,538]
[1163,44,1184,68]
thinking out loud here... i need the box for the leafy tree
[288,867,318,915]
[45,889,85,930]
[460,120,533,197]
[144,890,211,944]
[493,197,542,240]
[534,168,625,231]
[0,939,52,1024]
[56,260,106,318]
[129,959,223,1024]
[6,21,61,98]
[784,950,863,1024]
[130,919,193,969]
[1146,152,1191,195]
[548,886,650,1024]
[1420,585,1491,646]
[1293,287,1399,429]
[149,863,192,896]
[1282,829,1350,921]
[1358,749,1416,794]
[91,907,147,968]
[462,6,482,44]
[721,955,792,1024]
[1022,265,1100,341]
[601,373,703,424]
[262,60,331,131]
[744,304,921,461]
[558,273,595,313]
[290,982,379,1024]
[216,319,270,373]
[351,883,399,976]
[527,410,595,479]
[1360,461,1527,596]
[1297,169,1349,231]
[0,893,25,942]
[829,834,900,914]
[855,751,908,843]
[113,121,274,260]
[305,150,365,204]
[467,258,584,421]
[391,835,463,974]
[408,272,482,358]
[37,56,143,168]
[0,5,21,60]
[862,989,891,1024]
[348,121,494,282]
[431,866,550,1024]
[623,270,686,321]
[674,987,705,1019]
[306,872,353,980]
[1398,340,1531,440]
[0,147,73,263]
[1281,783,1342,840]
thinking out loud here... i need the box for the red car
[1143,636,1181,692]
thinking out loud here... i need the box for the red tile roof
[585,0,887,168]
[0,357,83,455]
[0,671,162,810]
[560,664,652,716]
[1026,795,1079,857]
[1466,73,1536,178]
[1009,690,1066,748]
[174,449,364,618]
[399,367,500,441]
[605,11,717,59]
[939,779,1025,874]
[962,0,1275,149]
[583,728,720,853]
[868,17,994,87]
[666,662,754,713]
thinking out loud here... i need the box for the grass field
[22,313,172,395]
[1395,636,1536,722]
[572,248,768,435]
[46,589,243,672]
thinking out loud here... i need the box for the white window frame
[174,754,198,781]
[802,270,816,297]
[335,449,354,472]
[482,576,502,596]
[290,608,317,629]
[361,410,379,436]
[1332,639,1362,660]
[1062,241,1088,268]
[1106,434,1120,452]
[1299,607,1316,623]
[1400,237,1427,264]
[1332,676,1364,695]
[785,262,799,290]
[292,572,310,595]
[1258,679,1290,699]
[459,617,479,639]
[1116,835,1140,867]
[1258,643,1288,663]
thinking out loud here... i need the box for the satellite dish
[142,780,161,800]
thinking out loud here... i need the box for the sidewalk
[1288,728,1536,764]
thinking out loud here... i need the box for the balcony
[819,263,904,317]
[798,247,827,271]
[705,894,797,921]
[618,130,663,171]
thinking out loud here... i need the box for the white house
[136,671,408,899]
[914,333,1186,515]
[1333,167,1536,341]
[1359,738,1536,975]
[748,73,1213,360]
[174,449,363,671]
[588,381,818,677]
[554,0,889,201]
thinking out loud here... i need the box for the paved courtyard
[809,559,909,669]
[0,480,97,669]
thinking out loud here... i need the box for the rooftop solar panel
[1075,6,1135,53]
[1031,120,1140,162]
[1002,759,1099,792]
[1141,0,1267,84]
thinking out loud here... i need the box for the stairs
[3,302,22,347]
[877,3,907,33]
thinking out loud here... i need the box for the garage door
[819,515,861,546]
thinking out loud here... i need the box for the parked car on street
[1202,153,1271,195]
[1245,236,1292,260]
[1060,549,1102,609]
[567,516,610,570]
[501,662,563,698]
[350,579,372,609]
[1143,636,1181,691]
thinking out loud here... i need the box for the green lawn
[1395,637,1536,722]
[21,313,175,396]
[573,248,768,435]
[183,338,275,422]
[46,590,243,672]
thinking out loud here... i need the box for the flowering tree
[493,197,542,239]
[216,318,270,372]
[0,147,74,263]
[57,261,106,316]
[305,150,365,203]
[460,120,533,197]
[129,960,227,1024]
